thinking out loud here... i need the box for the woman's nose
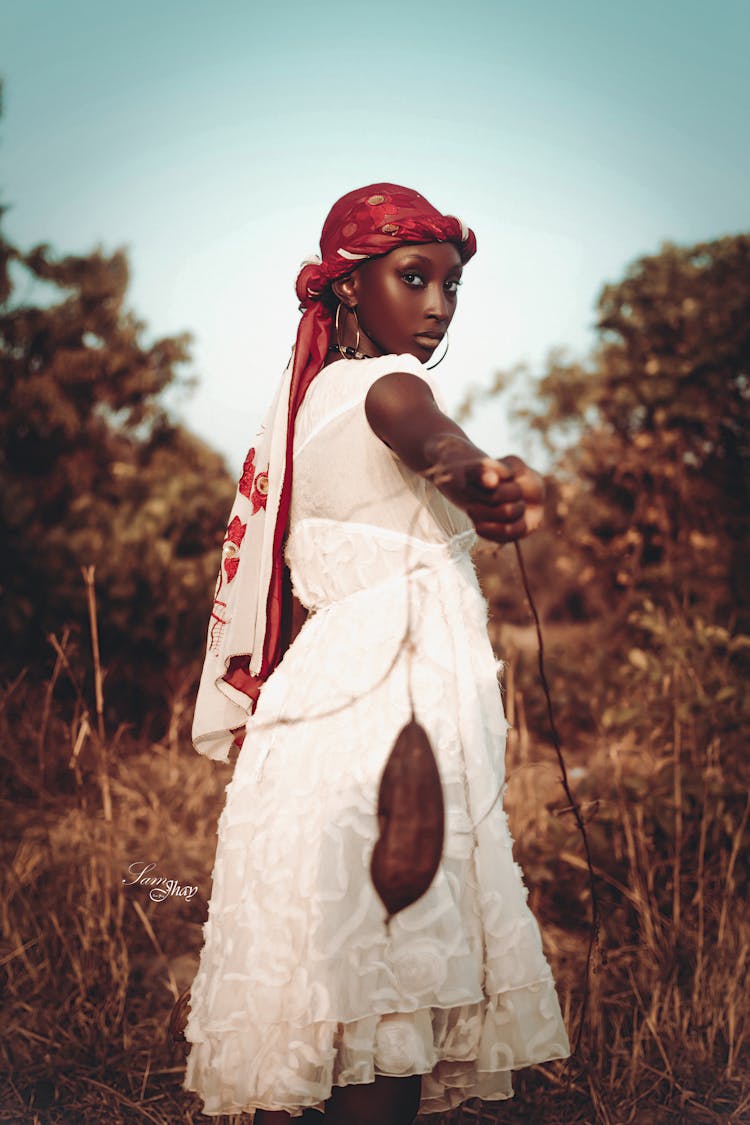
[424,284,451,321]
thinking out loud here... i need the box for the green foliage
[0,233,235,725]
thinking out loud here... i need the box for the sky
[2,0,748,471]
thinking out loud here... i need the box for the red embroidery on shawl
[251,470,269,514]
[239,448,256,498]
[239,448,269,515]
[222,516,247,583]
[207,572,227,653]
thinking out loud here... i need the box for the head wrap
[192,183,477,761]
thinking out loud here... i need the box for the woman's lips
[414,333,443,348]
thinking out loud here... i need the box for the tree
[478,235,750,625]
[0,224,235,726]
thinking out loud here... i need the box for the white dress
[184,352,570,1118]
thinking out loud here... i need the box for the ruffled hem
[184,980,570,1118]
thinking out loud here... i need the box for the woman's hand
[423,436,544,543]
[498,454,545,537]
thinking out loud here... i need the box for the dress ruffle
[187,984,569,1117]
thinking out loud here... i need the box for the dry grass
[1,620,749,1124]
[491,623,750,1124]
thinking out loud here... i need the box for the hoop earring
[335,303,361,359]
[426,330,449,370]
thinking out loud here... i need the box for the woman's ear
[331,274,357,308]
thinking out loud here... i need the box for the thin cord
[512,540,601,1058]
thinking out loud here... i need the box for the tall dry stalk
[81,565,111,826]
[495,606,750,1122]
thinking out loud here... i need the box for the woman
[185,184,570,1123]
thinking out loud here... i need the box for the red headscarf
[197,184,477,756]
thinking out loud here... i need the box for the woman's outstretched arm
[365,371,544,543]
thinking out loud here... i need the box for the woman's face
[338,241,463,362]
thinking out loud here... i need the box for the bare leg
[324,1074,422,1125]
[255,1074,420,1123]
[255,1109,322,1123]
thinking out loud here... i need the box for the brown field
[1,614,749,1125]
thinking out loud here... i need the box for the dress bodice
[284,352,476,611]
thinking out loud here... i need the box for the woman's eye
[400,272,462,292]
